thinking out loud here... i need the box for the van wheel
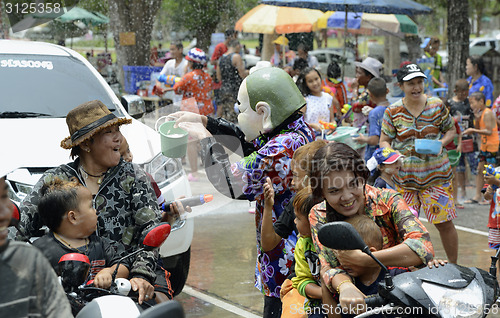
[163,247,191,297]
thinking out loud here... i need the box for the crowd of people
[3,29,500,318]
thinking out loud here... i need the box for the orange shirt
[479,108,499,153]
[174,69,214,116]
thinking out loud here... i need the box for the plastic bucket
[447,149,461,167]
[156,117,188,158]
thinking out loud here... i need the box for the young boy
[366,147,404,191]
[0,175,72,317]
[33,177,129,289]
[353,77,390,164]
[464,92,499,205]
[483,171,500,251]
[323,215,409,318]
[446,79,476,207]
[264,186,322,318]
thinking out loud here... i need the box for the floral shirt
[309,185,434,292]
[174,69,214,116]
[19,159,162,283]
[468,74,494,108]
[381,96,454,190]
[202,115,315,297]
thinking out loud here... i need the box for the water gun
[161,194,213,212]
[318,120,337,130]
[157,74,181,87]
[483,164,500,190]
[483,165,500,179]
[341,104,352,114]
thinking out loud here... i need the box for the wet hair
[345,214,383,250]
[367,77,387,98]
[327,61,341,79]
[293,58,309,72]
[468,55,487,76]
[296,67,322,96]
[38,177,81,232]
[227,39,240,48]
[293,186,314,218]
[170,41,183,50]
[454,78,469,92]
[470,91,485,103]
[225,28,236,39]
[297,43,309,53]
[309,142,369,206]
[191,61,204,70]
[293,139,328,173]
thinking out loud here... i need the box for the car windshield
[0,54,124,118]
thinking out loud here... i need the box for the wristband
[336,279,352,294]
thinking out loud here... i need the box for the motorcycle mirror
[318,221,368,251]
[58,253,91,291]
[9,202,20,227]
[141,222,171,251]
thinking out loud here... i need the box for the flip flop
[479,200,490,206]
[464,199,479,204]
[456,203,465,209]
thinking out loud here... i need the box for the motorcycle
[57,222,185,318]
[317,221,499,318]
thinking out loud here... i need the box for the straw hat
[60,100,131,149]
[273,35,289,46]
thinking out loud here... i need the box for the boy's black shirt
[33,232,125,282]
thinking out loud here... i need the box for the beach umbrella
[314,11,418,35]
[235,4,323,34]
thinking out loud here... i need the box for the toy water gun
[318,120,337,130]
[161,194,213,212]
[158,74,181,87]
[341,104,352,114]
[483,165,500,179]
[483,164,500,190]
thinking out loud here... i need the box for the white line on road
[420,218,489,236]
[182,286,261,318]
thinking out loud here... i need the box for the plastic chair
[432,87,448,98]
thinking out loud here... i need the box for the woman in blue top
[466,55,494,108]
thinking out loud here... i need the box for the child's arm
[484,185,494,201]
[304,282,323,299]
[261,177,282,252]
[321,278,341,318]
[464,109,496,136]
[93,264,129,289]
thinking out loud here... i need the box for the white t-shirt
[159,58,188,105]
[304,92,333,124]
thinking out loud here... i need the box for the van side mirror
[121,95,146,119]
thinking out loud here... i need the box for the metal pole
[342,5,348,81]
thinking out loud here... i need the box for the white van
[0,39,192,295]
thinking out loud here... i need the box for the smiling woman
[307,142,434,312]
[18,100,175,304]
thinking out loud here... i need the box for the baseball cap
[396,63,427,82]
[366,147,403,171]
[420,37,431,49]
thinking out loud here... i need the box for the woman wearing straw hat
[18,100,175,304]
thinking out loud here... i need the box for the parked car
[0,39,193,296]
[309,48,356,79]
[469,37,500,51]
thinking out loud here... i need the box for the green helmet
[245,67,306,127]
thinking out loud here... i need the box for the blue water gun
[483,164,500,190]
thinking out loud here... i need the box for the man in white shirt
[156,41,188,106]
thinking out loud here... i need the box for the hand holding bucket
[155,116,188,158]
[167,111,212,141]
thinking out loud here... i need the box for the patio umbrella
[314,11,418,35]
[260,0,432,15]
[58,7,109,26]
[235,4,323,34]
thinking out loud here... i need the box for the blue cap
[420,37,431,49]
[366,147,403,171]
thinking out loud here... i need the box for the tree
[106,0,162,84]
[447,0,470,96]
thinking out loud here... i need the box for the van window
[0,54,123,118]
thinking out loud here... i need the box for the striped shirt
[382,96,453,190]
